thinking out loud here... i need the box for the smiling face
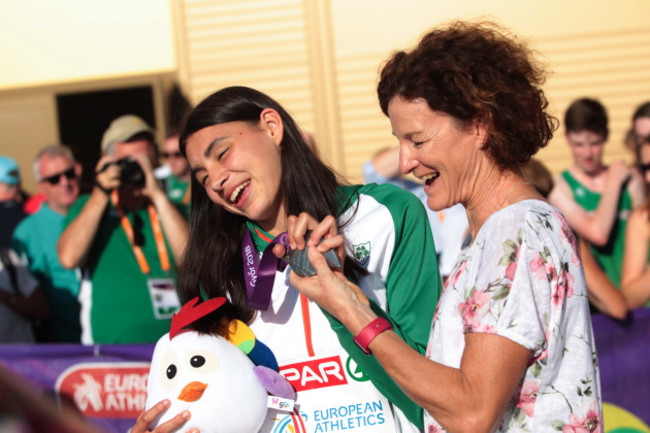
[37,153,80,215]
[184,109,287,235]
[566,130,606,175]
[388,95,485,212]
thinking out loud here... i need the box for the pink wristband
[353,317,393,355]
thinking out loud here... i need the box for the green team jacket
[248,183,442,428]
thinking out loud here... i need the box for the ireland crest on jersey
[353,242,370,265]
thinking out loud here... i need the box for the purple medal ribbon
[242,229,289,310]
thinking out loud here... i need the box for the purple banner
[592,308,650,431]
[0,310,648,432]
[0,344,154,433]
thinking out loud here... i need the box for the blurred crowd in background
[2,93,650,345]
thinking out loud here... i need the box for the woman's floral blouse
[425,200,603,432]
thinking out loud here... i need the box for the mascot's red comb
[170,296,227,339]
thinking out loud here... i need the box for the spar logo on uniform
[279,356,348,392]
[346,355,370,382]
[55,362,150,419]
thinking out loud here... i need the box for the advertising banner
[0,310,648,433]
[0,344,153,433]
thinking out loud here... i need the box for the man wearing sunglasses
[549,98,645,306]
[57,115,189,345]
[156,132,190,218]
[13,146,82,342]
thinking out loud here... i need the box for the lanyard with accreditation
[111,191,180,319]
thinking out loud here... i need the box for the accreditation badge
[147,278,181,319]
[259,353,397,433]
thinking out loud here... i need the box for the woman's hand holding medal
[273,213,372,333]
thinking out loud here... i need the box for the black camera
[115,157,145,187]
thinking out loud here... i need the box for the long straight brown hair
[178,86,362,333]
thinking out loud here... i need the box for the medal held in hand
[284,231,341,277]
[243,229,342,310]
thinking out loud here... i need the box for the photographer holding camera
[58,115,189,344]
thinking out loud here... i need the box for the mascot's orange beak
[177,381,208,402]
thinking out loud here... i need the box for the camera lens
[117,158,145,187]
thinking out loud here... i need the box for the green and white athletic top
[247,183,442,433]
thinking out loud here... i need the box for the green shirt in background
[165,174,190,219]
[64,194,180,344]
[562,170,631,287]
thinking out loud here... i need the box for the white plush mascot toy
[145,297,296,433]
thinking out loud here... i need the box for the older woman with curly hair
[290,21,603,433]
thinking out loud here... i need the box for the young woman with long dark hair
[133,86,441,433]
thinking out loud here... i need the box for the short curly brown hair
[377,21,558,170]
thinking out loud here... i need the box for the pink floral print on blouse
[424,200,602,432]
